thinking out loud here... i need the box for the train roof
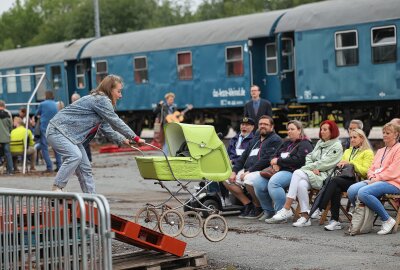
[0,38,93,69]
[81,10,285,58]
[276,0,400,32]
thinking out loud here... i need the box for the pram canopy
[136,123,232,181]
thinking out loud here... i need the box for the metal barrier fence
[0,189,113,269]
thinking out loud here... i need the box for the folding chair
[293,188,319,221]
[383,193,400,233]
[319,192,352,225]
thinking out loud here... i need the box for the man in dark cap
[227,117,255,165]
[223,115,282,218]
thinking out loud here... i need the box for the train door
[277,33,295,101]
[250,37,286,104]
[65,59,92,104]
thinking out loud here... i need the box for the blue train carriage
[0,38,93,114]
[79,11,286,135]
[274,0,400,133]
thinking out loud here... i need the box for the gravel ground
[1,147,399,270]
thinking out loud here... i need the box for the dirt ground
[1,146,399,270]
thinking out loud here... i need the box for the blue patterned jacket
[48,93,136,145]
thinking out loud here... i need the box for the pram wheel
[201,199,220,218]
[203,214,228,242]
[181,211,203,238]
[158,209,184,237]
[135,207,159,230]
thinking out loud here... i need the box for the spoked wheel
[181,211,203,238]
[203,214,228,242]
[135,207,159,230]
[158,209,184,237]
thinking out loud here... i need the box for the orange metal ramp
[76,205,187,257]
[109,213,186,257]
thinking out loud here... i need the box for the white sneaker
[293,216,311,227]
[377,217,396,235]
[310,209,321,219]
[52,185,65,192]
[324,220,342,231]
[270,208,293,222]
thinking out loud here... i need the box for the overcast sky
[0,0,15,14]
[0,0,203,15]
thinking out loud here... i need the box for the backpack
[348,200,375,235]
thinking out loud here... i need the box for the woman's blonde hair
[287,120,306,139]
[350,128,371,151]
[383,122,400,134]
[91,75,123,106]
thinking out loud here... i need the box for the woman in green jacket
[318,128,374,231]
[268,120,343,227]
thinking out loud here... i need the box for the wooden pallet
[113,250,207,270]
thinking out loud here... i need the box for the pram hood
[165,123,224,160]
[135,123,231,181]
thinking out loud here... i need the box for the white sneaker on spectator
[324,220,342,231]
[269,208,293,222]
[377,217,396,235]
[292,216,311,227]
[309,209,321,219]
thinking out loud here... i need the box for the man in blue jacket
[227,117,255,165]
[223,115,282,218]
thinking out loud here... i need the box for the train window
[177,52,192,80]
[34,66,46,100]
[76,64,86,89]
[20,68,31,92]
[6,70,17,93]
[281,38,294,72]
[134,56,148,84]
[226,46,243,77]
[335,30,358,66]
[51,66,62,90]
[371,26,397,64]
[265,43,278,75]
[96,61,108,84]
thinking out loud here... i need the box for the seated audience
[347,122,400,235]
[248,120,313,222]
[268,120,343,226]
[223,116,282,219]
[316,128,374,231]
[10,117,36,171]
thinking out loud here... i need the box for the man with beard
[223,115,282,218]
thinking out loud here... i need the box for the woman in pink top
[347,122,400,235]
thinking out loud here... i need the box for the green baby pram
[134,123,231,242]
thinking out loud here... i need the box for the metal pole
[93,0,101,38]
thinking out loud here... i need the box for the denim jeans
[252,170,293,214]
[347,181,400,221]
[40,127,61,171]
[47,125,95,193]
[1,143,13,173]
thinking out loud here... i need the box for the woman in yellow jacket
[318,128,374,231]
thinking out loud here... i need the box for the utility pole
[93,0,100,38]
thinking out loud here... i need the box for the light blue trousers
[348,181,400,221]
[252,170,293,214]
[47,125,95,193]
